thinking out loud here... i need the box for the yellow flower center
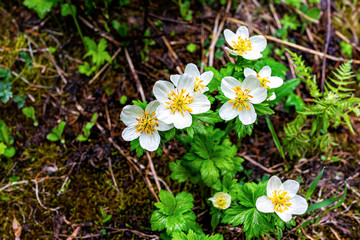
[165,89,194,116]
[257,73,270,88]
[216,197,227,209]
[194,76,205,93]
[228,86,253,111]
[231,36,252,55]
[135,111,159,135]
[269,190,292,213]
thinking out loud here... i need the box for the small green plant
[150,190,198,236]
[140,30,155,62]
[79,37,112,76]
[77,113,98,142]
[177,0,192,21]
[46,121,66,144]
[22,106,38,126]
[284,51,359,159]
[100,206,112,223]
[0,120,16,158]
[186,43,197,53]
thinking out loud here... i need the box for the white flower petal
[201,86,209,93]
[256,196,275,213]
[250,35,267,52]
[221,77,240,99]
[276,210,292,222]
[268,92,276,101]
[153,80,174,103]
[244,68,257,77]
[242,50,263,60]
[120,105,144,126]
[219,101,239,121]
[177,73,195,93]
[268,76,284,88]
[145,100,160,113]
[259,66,271,78]
[280,180,300,199]
[188,93,210,114]
[156,121,173,131]
[184,63,200,77]
[200,71,213,85]
[288,195,308,215]
[236,26,249,39]
[225,47,239,56]
[172,111,192,129]
[122,125,140,141]
[139,131,160,151]
[224,29,237,47]
[156,104,173,124]
[241,75,260,91]
[238,102,256,125]
[170,74,181,86]
[267,176,282,198]
[249,87,267,104]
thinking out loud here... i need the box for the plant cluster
[119,26,348,239]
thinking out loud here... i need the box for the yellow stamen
[215,196,227,209]
[135,111,159,135]
[269,190,292,213]
[257,73,270,89]
[194,76,205,93]
[165,89,194,117]
[231,36,252,55]
[228,86,253,111]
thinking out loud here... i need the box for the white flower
[224,26,267,60]
[120,100,173,151]
[219,76,267,125]
[170,63,213,94]
[153,73,211,129]
[209,192,231,210]
[256,176,308,222]
[244,66,284,100]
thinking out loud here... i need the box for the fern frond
[286,49,321,98]
[326,60,355,98]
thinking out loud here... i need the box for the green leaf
[174,192,194,215]
[150,210,167,231]
[0,67,12,81]
[156,190,176,215]
[23,0,57,19]
[306,167,324,200]
[0,142,7,155]
[131,100,147,110]
[201,160,219,187]
[102,214,112,223]
[170,161,191,183]
[46,133,59,141]
[284,92,305,111]
[165,214,187,235]
[78,62,96,76]
[306,8,321,20]
[196,110,222,124]
[57,121,66,136]
[186,43,197,53]
[83,38,112,67]
[77,135,88,141]
[4,147,16,158]
[254,103,275,116]
[203,66,221,92]
[0,80,13,104]
[61,3,77,16]
[266,116,285,159]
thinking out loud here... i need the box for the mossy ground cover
[0,0,359,239]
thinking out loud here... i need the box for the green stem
[66,0,86,48]
[220,120,235,144]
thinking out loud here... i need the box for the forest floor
[0,0,359,239]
